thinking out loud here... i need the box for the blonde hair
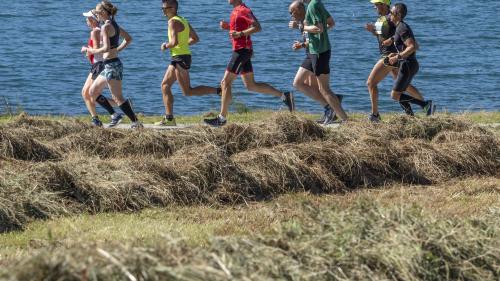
[97,1,118,17]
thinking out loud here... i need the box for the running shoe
[424,100,436,116]
[154,116,176,126]
[399,101,414,116]
[108,113,123,127]
[281,92,295,112]
[368,113,381,123]
[204,116,227,127]
[131,121,144,129]
[91,117,103,127]
[325,94,344,124]
[316,105,331,124]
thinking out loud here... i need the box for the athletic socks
[119,99,138,122]
[399,94,426,108]
[96,95,115,115]
[166,114,174,121]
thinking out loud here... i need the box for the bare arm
[163,19,183,49]
[188,23,199,45]
[87,24,111,55]
[399,38,417,58]
[303,21,323,33]
[117,27,132,52]
[230,15,262,39]
[326,16,335,29]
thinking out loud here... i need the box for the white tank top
[92,27,103,62]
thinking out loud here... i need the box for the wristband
[240,31,244,37]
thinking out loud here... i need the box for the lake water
[0,0,498,116]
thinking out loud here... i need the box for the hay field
[0,112,498,280]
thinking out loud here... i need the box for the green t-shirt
[305,0,331,54]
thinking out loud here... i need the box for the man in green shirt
[303,0,348,121]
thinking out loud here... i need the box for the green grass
[1,177,498,264]
[1,110,499,125]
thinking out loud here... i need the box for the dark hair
[162,0,178,10]
[394,3,407,19]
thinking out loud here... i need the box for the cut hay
[0,114,498,233]
[1,200,498,280]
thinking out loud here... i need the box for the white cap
[83,10,98,21]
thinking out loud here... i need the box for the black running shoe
[399,101,414,116]
[281,92,295,112]
[204,116,227,127]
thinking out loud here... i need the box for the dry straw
[0,113,498,233]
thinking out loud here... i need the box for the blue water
[0,0,499,116]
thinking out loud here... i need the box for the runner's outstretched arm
[188,24,199,45]
[117,27,132,52]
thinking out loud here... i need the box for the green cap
[370,0,391,5]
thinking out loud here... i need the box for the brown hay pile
[0,129,60,161]
[0,113,498,233]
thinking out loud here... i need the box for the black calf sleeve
[119,99,138,122]
[399,94,426,108]
[96,95,115,115]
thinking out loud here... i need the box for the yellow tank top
[169,16,191,56]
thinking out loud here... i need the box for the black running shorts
[90,61,104,80]
[227,49,253,75]
[171,55,192,70]
[393,59,419,92]
[301,50,331,76]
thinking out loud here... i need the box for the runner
[289,0,343,124]
[204,0,294,127]
[301,0,348,122]
[80,9,118,127]
[382,3,434,121]
[156,0,222,126]
[365,0,433,122]
[82,0,142,129]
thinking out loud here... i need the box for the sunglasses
[161,6,175,10]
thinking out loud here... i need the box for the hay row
[0,114,498,233]
[2,201,498,280]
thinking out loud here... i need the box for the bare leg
[367,59,392,114]
[161,65,177,116]
[174,66,218,96]
[82,73,98,116]
[220,71,237,118]
[316,74,348,120]
[241,72,282,97]
[293,67,327,106]
[89,76,108,104]
[107,79,126,105]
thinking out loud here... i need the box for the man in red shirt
[204,0,295,126]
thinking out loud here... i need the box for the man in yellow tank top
[156,0,221,126]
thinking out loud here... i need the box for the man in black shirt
[365,0,425,122]
[384,3,435,117]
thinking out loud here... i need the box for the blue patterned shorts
[100,58,123,81]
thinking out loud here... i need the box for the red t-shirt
[230,4,256,50]
[88,38,95,64]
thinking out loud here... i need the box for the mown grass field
[0,111,498,280]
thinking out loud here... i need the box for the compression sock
[96,95,115,115]
[399,94,426,108]
[119,99,138,122]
